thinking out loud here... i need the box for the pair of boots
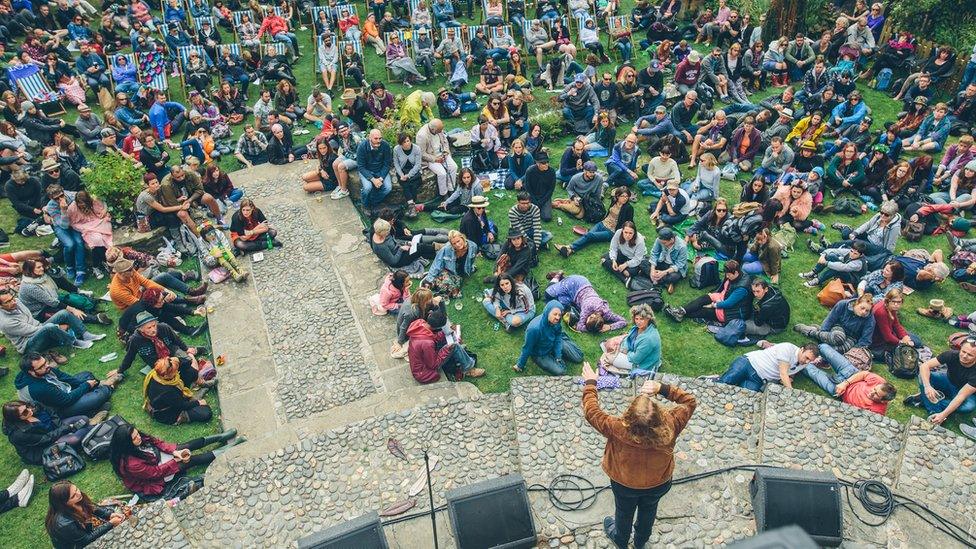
[202,429,246,457]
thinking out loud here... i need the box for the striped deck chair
[177,44,210,92]
[108,52,137,92]
[332,4,359,42]
[308,5,330,45]
[338,39,365,88]
[605,16,631,58]
[8,64,64,115]
[263,42,288,58]
[216,42,242,58]
[521,18,564,55]
[383,30,413,82]
[480,0,505,24]
[192,16,213,31]
[409,0,431,27]
[574,13,595,47]
[135,50,171,91]
[233,10,261,46]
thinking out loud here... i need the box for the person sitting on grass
[407,310,484,382]
[108,258,207,313]
[544,272,627,335]
[649,181,689,228]
[794,294,875,353]
[648,227,688,294]
[45,481,125,549]
[483,274,536,331]
[0,290,105,362]
[665,260,752,325]
[514,300,584,375]
[870,287,922,358]
[118,287,207,342]
[701,342,819,392]
[421,230,476,298]
[802,343,896,415]
[602,221,648,284]
[144,356,213,425]
[109,424,241,500]
[0,469,33,517]
[553,161,603,220]
[17,259,112,327]
[903,338,976,438]
[118,312,214,383]
[798,240,868,288]
[2,400,94,465]
[487,230,537,284]
[599,304,662,375]
[556,186,634,258]
[14,352,116,419]
[741,279,791,344]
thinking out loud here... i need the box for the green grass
[0,5,973,548]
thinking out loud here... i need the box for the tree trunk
[763,0,807,43]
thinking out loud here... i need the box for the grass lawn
[0,4,972,547]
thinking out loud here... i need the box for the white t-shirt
[746,342,804,381]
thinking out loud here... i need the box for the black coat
[2,405,81,465]
[49,506,115,549]
[753,287,791,330]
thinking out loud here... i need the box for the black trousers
[682,294,720,321]
[611,480,672,548]
[0,489,16,514]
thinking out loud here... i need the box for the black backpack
[886,344,920,379]
[43,443,86,481]
[81,415,130,460]
[581,194,607,224]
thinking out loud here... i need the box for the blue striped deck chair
[8,64,64,115]
[232,10,261,45]
[383,30,413,81]
[574,13,595,46]
[409,0,432,27]
[338,39,364,88]
[135,50,171,91]
[605,16,631,55]
[521,18,561,54]
[264,42,288,58]
[177,44,211,92]
[192,16,213,31]
[480,0,505,24]
[216,42,241,58]
[332,4,359,42]
[108,52,137,92]
[308,5,330,45]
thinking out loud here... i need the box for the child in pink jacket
[370,270,412,315]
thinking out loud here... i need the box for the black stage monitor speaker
[749,467,843,547]
[446,474,536,549]
[297,511,389,549]
[725,525,819,548]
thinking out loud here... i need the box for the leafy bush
[81,152,145,223]
[532,109,564,141]
[887,0,976,51]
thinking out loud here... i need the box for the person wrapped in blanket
[198,221,248,282]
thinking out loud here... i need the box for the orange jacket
[582,382,696,489]
[109,271,165,310]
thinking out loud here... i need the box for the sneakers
[697,374,720,382]
[95,313,112,325]
[330,187,349,200]
[803,279,820,288]
[74,273,85,287]
[831,222,852,232]
[15,474,33,508]
[756,339,773,349]
[47,351,68,365]
[960,423,976,441]
[946,230,960,253]
[20,220,39,237]
[89,410,109,425]
[664,305,685,322]
[92,266,105,280]
[466,367,486,378]
[798,271,816,279]
[71,339,94,349]
[82,332,106,342]
[6,469,29,495]
[902,392,923,408]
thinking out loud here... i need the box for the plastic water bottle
[266,234,273,250]
[557,216,563,226]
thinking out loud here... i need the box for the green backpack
[771,224,796,253]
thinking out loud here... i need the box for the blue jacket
[518,301,565,367]
[649,239,689,276]
[830,100,868,127]
[914,114,952,147]
[432,0,455,23]
[76,53,106,75]
[115,105,145,127]
[149,101,185,139]
[625,324,662,372]
[14,369,91,412]
[634,114,679,138]
[544,274,589,307]
[607,141,638,172]
[821,298,876,348]
[356,140,393,182]
[423,239,477,284]
[508,152,534,180]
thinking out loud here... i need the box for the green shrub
[81,151,145,223]
[532,109,564,142]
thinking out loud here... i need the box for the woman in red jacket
[870,288,921,358]
[109,424,241,499]
[406,310,484,383]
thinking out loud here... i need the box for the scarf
[142,366,194,411]
[146,332,171,362]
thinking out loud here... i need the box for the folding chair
[308,5,330,45]
[521,18,558,54]
[480,0,505,24]
[605,15,632,59]
[338,39,365,88]
[383,30,413,82]
[331,3,359,42]
[233,10,259,44]
[135,50,171,91]
[177,44,210,93]
[192,15,213,32]
[464,24,487,50]
[8,64,64,115]
[108,52,137,92]
[574,13,594,47]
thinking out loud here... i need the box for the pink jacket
[66,200,114,249]
[378,273,410,312]
[772,185,812,221]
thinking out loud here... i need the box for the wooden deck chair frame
[177,44,210,93]
[192,15,214,32]
[308,5,331,45]
[330,4,359,43]
[464,24,513,50]
[135,51,171,92]
[262,42,289,59]
[233,10,258,44]
[383,30,413,82]
[521,17,566,55]
[12,68,65,116]
[338,39,365,89]
[605,15,631,58]
[408,0,432,27]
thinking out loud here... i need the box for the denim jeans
[803,344,859,396]
[482,298,535,329]
[610,480,673,548]
[24,309,86,353]
[680,180,714,201]
[531,334,583,375]
[563,106,595,128]
[719,356,765,391]
[918,371,976,415]
[59,376,112,417]
[54,225,86,276]
[616,41,633,62]
[606,164,637,187]
[273,32,299,57]
[361,174,393,207]
[571,221,613,251]
[153,272,190,294]
[930,192,972,205]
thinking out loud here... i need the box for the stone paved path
[92,164,976,548]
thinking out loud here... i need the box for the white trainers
[6,469,29,495]
[16,475,34,507]
[72,339,94,349]
[82,332,107,342]
[330,188,349,200]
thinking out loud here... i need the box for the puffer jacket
[406,319,451,384]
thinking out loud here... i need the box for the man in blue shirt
[148,91,186,147]
[355,129,393,209]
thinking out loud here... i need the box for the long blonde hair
[621,395,674,446]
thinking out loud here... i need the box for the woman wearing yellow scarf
[143,357,212,425]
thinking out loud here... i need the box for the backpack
[581,193,607,224]
[886,344,920,379]
[719,213,761,244]
[832,197,863,216]
[817,278,853,308]
[771,224,796,253]
[626,287,664,312]
[903,220,925,242]
[690,256,719,289]
[874,68,893,91]
[714,318,746,347]
[42,443,86,481]
[732,201,762,218]
[81,415,131,460]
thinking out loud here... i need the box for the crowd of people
[0,0,972,546]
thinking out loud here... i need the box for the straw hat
[917,298,953,319]
[467,196,490,208]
